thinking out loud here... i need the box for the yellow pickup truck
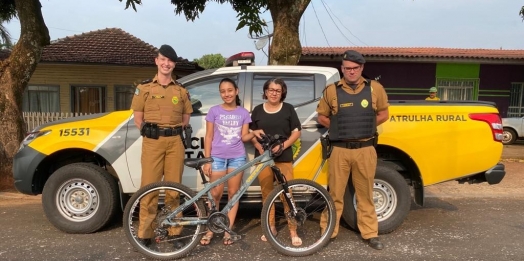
[13,65,505,235]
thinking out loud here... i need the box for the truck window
[251,74,315,109]
[185,75,238,114]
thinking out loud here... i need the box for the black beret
[159,44,178,62]
[342,50,366,64]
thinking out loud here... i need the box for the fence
[23,112,90,131]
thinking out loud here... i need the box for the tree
[171,0,311,65]
[0,0,310,190]
[520,6,524,20]
[0,0,49,190]
[193,53,226,69]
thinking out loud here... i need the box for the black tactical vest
[329,80,376,140]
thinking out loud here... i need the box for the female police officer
[130,44,192,249]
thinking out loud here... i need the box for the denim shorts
[211,156,246,172]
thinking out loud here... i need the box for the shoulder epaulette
[141,79,152,84]
[175,80,185,88]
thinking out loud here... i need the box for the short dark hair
[219,78,241,106]
[262,78,287,102]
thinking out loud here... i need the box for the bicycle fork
[271,166,305,225]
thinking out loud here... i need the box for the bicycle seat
[184,158,214,169]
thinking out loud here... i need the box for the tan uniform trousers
[258,162,297,231]
[138,135,185,239]
[320,145,378,239]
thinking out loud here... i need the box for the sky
[4,0,524,65]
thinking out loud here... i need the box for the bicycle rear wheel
[261,179,336,257]
[123,181,205,260]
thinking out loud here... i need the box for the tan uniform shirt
[131,75,193,127]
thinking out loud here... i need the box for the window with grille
[508,83,524,117]
[115,85,135,111]
[436,78,478,101]
[22,85,60,112]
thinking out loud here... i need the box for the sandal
[200,232,213,246]
[260,227,278,242]
[223,236,234,245]
[291,236,302,246]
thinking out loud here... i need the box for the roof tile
[40,28,198,68]
[302,47,524,60]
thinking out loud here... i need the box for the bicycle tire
[123,181,206,260]
[261,179,336,257]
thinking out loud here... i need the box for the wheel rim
[126,186,203,258]
[55,179,99,222]
[502,131,513,143]
[262,183,333,254]
[353,179,398,222]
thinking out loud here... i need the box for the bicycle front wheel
[261,179,336,257]
[123,181,205,260]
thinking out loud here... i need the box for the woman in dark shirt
[250,78,302,246]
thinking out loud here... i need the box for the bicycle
[123,134,336,260]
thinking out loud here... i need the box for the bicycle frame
[162,148,292,227]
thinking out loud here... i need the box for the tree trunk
[0,0,49,190]
[267,0,310,65]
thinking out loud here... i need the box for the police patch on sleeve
[134,88,140,95]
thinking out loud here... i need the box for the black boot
[366,237,384,250]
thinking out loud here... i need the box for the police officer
[318,50,389,250]
[130,44,193,248]
[426,86,441,101]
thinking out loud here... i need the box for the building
[2,28,203,114]
[300,47,524,117]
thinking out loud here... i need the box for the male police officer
[426,86,441,101]
[130,44,193,248]
[318,50,389,250]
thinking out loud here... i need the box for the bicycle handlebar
[257,134,288,157]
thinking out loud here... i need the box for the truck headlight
[18,130,51,152]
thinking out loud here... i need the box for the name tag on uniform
[340,102,353,107]
[152,95,165,99]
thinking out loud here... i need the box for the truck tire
[502,128,517,145]
[342,165,411,234]
[42,163,119,233]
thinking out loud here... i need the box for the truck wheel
[502,128,517,145]
[342,165,411,234]
[42,163,119,233]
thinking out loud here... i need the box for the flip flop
[291,236,302,246]
[260,227,278,242]
[223,236,234,245]
[200,233,213,246]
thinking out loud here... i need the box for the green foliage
[193,53,226,69]
[0,0,17,21]
[120,0,142,11]
[520,6,524,21]
[0,23,12,48]
[169,0,268,37]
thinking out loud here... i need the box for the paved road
[1,157,523,261]
[1,194,523,260]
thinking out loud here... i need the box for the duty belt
[331,138,375,149]
[159,127,182,137]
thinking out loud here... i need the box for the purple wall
[479,64,524,117]
[299,61,436,100]
[299,60,523,116]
